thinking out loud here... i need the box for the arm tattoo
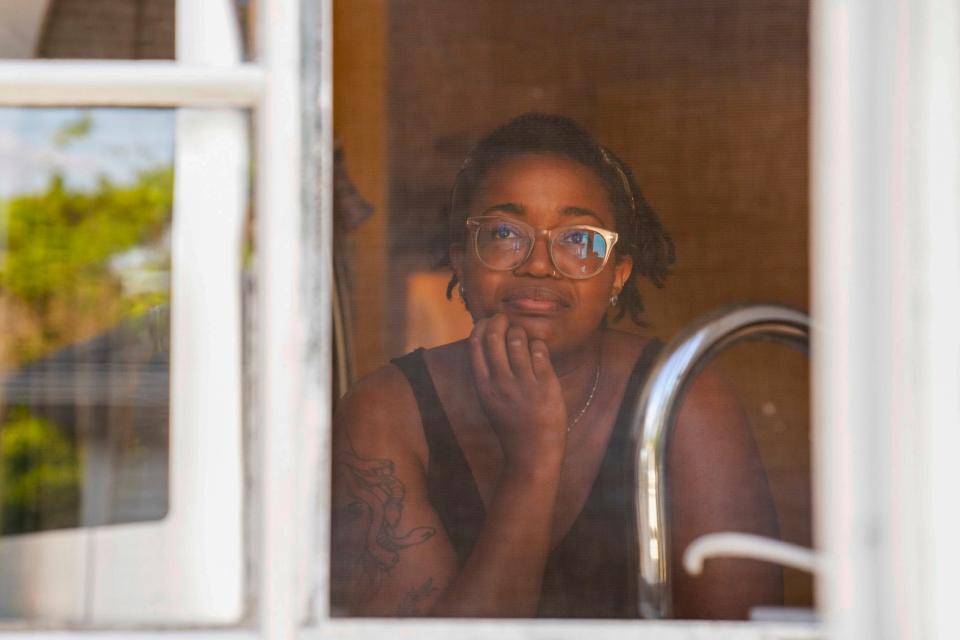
[396,578,439,616]
[332,450,436,607]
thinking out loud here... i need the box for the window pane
[0,107,174,534]
[0,1,255,62]
[330,0,812,621]
[0,0,175,61]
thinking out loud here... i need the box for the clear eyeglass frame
[465,215,620,280]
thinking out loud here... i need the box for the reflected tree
[0,166,173,365]
[0,135,173,533]
[0,406,82,534]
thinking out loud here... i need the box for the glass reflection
[0,0,174,61]
[0,107,174,534]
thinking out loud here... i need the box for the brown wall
[39,0,174,59]
[333,0,388,380]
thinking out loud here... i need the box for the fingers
[470,313,550,385]
[482,314,514,382]
[506,325,535,381]
[529,339,555,382]
[468,317,491,390]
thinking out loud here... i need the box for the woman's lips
[502,286,571,314]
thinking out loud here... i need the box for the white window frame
[0,0,957,638]
[811,2,960,640]
[0,0,256,627]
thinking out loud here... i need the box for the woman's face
[451,153,633,355]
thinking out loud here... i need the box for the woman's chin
[504,315,588,355]
[470,308,597,354]
[502,314,558,341]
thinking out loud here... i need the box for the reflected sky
[0,108,175,198]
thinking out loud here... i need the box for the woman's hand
[468,313,567,473]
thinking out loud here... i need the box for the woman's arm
[331,317,568,617]
[432,315,568,616]
[668,365,784,619]
[330,370,458,616]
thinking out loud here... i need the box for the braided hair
[441,113,675,325]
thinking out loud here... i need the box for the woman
[331,114,782,618]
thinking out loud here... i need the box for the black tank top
[391,339,662,618]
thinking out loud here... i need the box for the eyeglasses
[465,216,619,279]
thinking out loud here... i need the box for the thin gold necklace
[567,351,602,432]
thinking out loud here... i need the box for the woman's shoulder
[336,342,469,422]
[421,339,470,375]
[334,354,429,463]
[604,329,735,409]
[603,329,661,371]
[338,357,414,411]
[604,328,659,347]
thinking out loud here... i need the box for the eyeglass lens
[473,218,609,277]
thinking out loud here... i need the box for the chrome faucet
[628,303,810,619]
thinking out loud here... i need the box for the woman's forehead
[472,153,616,226]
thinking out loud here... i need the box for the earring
[609,294,619,306]
[458,284,466,301]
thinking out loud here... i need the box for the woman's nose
[513,234,557,278]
